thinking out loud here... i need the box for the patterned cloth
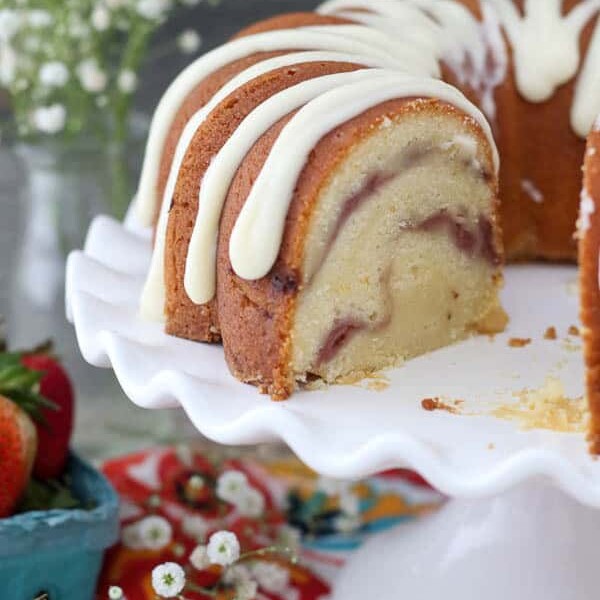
[96,446,443,599]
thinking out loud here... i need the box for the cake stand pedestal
[67,215,600,600]
[332,478,600,600]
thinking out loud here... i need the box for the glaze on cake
[132,3,600,418]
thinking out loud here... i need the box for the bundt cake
[580,115,600,452]
[131,2,600,424]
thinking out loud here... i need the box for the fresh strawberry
[21,353,75,479]
[0,395,37,517]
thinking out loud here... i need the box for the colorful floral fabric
[97,446,443,599]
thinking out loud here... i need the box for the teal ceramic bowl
[0,454,119,600]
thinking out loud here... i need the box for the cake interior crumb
[491,376,588,433]
[509,337,532,348]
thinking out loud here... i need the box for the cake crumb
[568,325,580,337]
[509,337,532,348]
[487,443,495,450]
[492,377,588,433]
[544,326,557,340]
[421,397,458,414]
[474,302,509,336]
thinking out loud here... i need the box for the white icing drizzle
[321,0,600,136]
[135,26,424,228]
[486,0,600,103]
[521,179,544,204]
[579,189,596,235]
[140,52,399,319]
[573,16,600,137]
[184,69,382,304]
[223,72,497,283]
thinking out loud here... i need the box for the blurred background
[0,0,321,461]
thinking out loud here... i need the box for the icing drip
[487,0,600,102]
[183,69,379,305]
[573,16,600,137]
[139,52,398,319]
[521,179,544,204]
[579,189,596,235]
[226,71,497,283]
[320,0,600,137]
[134,25,427,228]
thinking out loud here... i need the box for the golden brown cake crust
[216,99,499,399]
[580,127,600,453]
[154,12,350,226]
[164,60,363,342]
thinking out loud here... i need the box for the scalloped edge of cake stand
[66,214,600,508]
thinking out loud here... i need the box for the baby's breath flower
[235,579,258,600]
[334,514,361,534]
[216,470,249,505]
[138,515,173,550]
[181,514,209,541]
[39,61,69,88]
[339,491,360,517]
[92,6,111,31]
[121,522,144,549]
[77,59,107,93]
[207,530,240,566]
[136,0,172,20]
[151,562,186,598]
[223,564,251,586]
[235,487,265,518]
[250,561,289,594]
[177,29,202,54]
[32,104,66,134]
[117,69,138,94]
[277,525,301,554]
[27,9,53,29]
[0,44,17,86]
[189,544,211,570]
[0,9,21,41]
[108,586,124,600]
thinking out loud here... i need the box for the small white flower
[39,61,69,88]
[77,59,107,93]
[207,530,240,566]
[151,562,186,598]
[235,487,265,518]
[277,525,302,553]
[217,470,249,505]
[138,515,173,550]
[32,104,66,134]
[181,514,209,541]
[177,29,202,54]
[0,43,17,86]
[223,564,252,586]
[108,586,124,600]
[189,545,211,570]
[136,0,172,20]
[92,6,111,31]
[250,561,290,594]
[0,9,21,41]
[27,9,53,29]
[339,491,360,517]
[334,514,361,534]
[96,95,109,108]
[117,69,138,94]
[235,579,258,600]
[68,15,90,38]
[121,522,145,549]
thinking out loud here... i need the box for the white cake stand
[67,214,600,599]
